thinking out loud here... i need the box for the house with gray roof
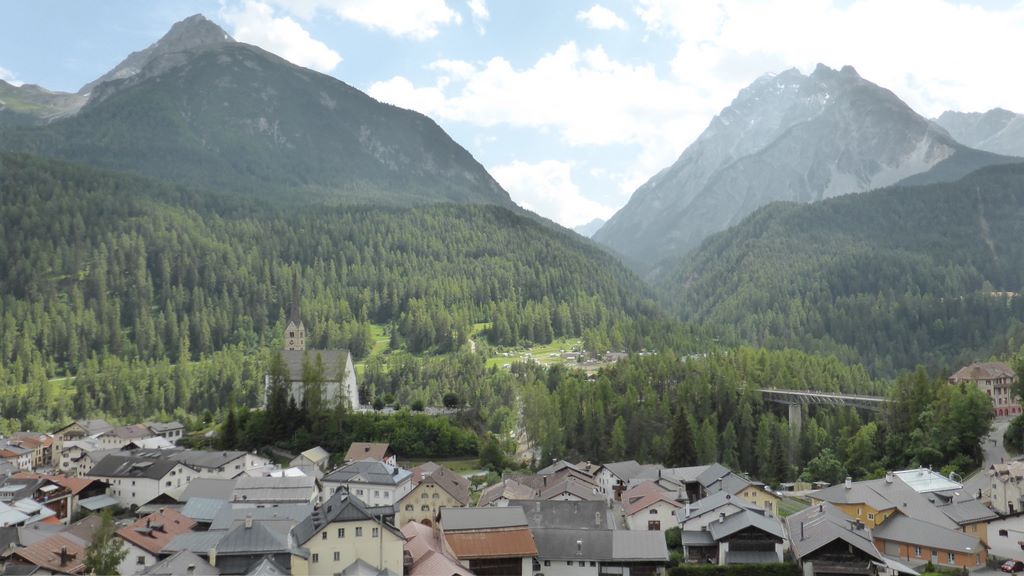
[786,502,917,576]
[290,491,404,576]
[873,514,985,570]
[166,450,271,480]
[232,476,318,507]
[85,454,198,508]
[321,459,412,507]
[681,509,785,565]
[141,550,218,576]
[676,491,763,531]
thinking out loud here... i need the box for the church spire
[288,271,301,325]
[284,271,305,351]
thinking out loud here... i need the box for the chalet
[144,421,186,443]
[680,508,785,565]
[676,491,763,531]
[786,502,917,576]
[232,475,319,507]
[98,424,160,450]
[478,478,537,507]
[289,446,330,478]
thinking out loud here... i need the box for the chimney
[59,547,68,566]
[844,477,852,489]
[576,539,583,556]
[245,514,253,529]
[209,547,217,567]
[719,512,725,524]
[885,471,893,484]
[187,565,196,575]
[800,521,804,541]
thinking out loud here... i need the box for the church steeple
[284,271,305,351]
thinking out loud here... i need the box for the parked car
[1001,559,1024,572]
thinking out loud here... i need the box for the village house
[396,462,471,526]
[990,460,1024,515]
[232,475,319,507]
[144,421,186,443]
[949,361,1020,416]
[321,459,412,507]
[344,442,397,467]
[675,491,764,532]
[439,507,538,576]
[290,446,330,478]
[115,508,197,576]
[85,454,199,508]
[620,481,682,531]
[680,508,785,565]
[290,491,405,576]
[98,424,161,450]
[402,520,474,576]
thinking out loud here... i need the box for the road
[964,417,1012,499]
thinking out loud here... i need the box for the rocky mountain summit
[594,64,1008,272]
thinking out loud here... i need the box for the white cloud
[491,160,615,227]
[221,1,342,73]
[0,66,23,86]
[467,0,489,34]
[635,0,1024,118]
[268,0,462,40]
[576,5,628,30]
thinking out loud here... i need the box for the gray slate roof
[215,521,289,555]
[600,460,641,481]
[245,556,289,576]
[86,454,186,480]
[677,491,761,523]
[209,504,314,531]
[168,450,250,470]
[440,506,528,531]
[181,478,238,501]
[281,349,351,382]
[872,514,982,553]
[785,503,881,562]
[291,491,400,546]
[232,476,316,503]
[696,463,731,488]
[163,531,228,554]
[510,500,614,530]
[530,528,667,562]
[708,509,785,541]
[680,530,716,546]
[181,498,231,523]
[323,459,411,486]
[142,550,219,576]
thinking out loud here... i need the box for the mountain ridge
[594,64,1010,273]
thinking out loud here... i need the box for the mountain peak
[160,14,234,49]
[80,14,233,95]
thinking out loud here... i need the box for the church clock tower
[284,272,305,351]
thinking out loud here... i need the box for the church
[266,276,360,410]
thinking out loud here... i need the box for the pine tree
[220,406,239,450]
[668,403,696,467]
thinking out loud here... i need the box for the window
[356,527,363,537]
[1001,529,1010,537]
[421,493,429,499]
[322,531,327,540]
[356,489,364,496]
[433,493,440,500]
[384,491,389,498]
[566,561,573,566]
[544,561,551,567]
[374,490,380,498]
[590,561,596,567]
[405,505,413,511]
[312,553,319,563]
[338,528,345,538]
[948,552,955,563]
[333,551,340,562]
[137,556,146,565]
[867,513,875,521]
[914,546,922,558]
[372,527,379,538]
[649,509,657,514]
[421,505,430,511]
[166,481,172,487]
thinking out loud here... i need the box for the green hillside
[0,153,666,425]
[659,162,1024,374]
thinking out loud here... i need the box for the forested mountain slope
[0,17,511,207]
[658,162,1024,374]
[0,153,662,422]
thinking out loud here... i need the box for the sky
[2,0,1023,228]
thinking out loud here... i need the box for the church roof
[280,350,351,382]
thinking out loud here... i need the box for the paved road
[965,417,1013,498]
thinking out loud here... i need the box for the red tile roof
[116,508,196,555]
[12,533,87,573]
[12,471,103,496]
[345,442,393,462]
[444,528,538,559]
